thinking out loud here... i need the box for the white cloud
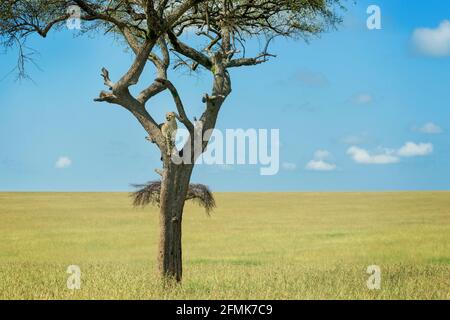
[282,162,297,171]
[55,156,72,169]
[397,142,433,157]
[347,142,433,164]
[417,122,443,134]
[412,20,450,57]
[306,160,337,171]
[347,146,399,165]
[306,150,336,171]
[352,93,373,105]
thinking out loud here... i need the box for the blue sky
[1,0,450,191]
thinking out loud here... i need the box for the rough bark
[155,51,231,282]
[158,160,194,282]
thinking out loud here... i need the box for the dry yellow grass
[0,192,449,299]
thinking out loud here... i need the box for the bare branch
[35,15,69,38]
[167,30,212,70]
[155,78,194,132]
[115,38,156,89]
[226,35,278,68]
[94,91,118,103]
[225,52,276,68]
[73,0,126,28]
[100,67,115,89]
[165,0,207,28]
[171,50,199,71]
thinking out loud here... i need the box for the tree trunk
[158,161,193,282]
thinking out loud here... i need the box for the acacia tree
[1,0,344,282]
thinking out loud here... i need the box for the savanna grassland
[0,192,449,300]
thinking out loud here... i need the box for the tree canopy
[1,0,343,76]
[1,0,344,150]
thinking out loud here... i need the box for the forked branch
[155,78,194,132]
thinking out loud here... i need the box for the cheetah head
[166,112,176,122]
